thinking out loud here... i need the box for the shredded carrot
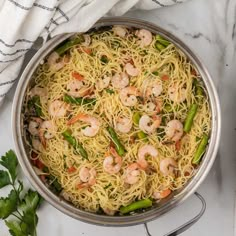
[160,189,171,198]
[184,171,190,177]
[72,72,84,81]
[31,151,38,158]
[77,183,89,189]
[67,113,85,125]
[161,75,169,81]
[68,166,76,173]
[175,140,181,151]
[32,159,45,170]
[81,47,92,55]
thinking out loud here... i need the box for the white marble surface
[1,0,236,235]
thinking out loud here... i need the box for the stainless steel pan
[12,17,221,235]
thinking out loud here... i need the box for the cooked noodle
[24,27,211,214]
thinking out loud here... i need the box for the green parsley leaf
[21,209,38,236]
[20,190,41,213]
[0,170,11,188]
[17,180,23,194]
[0,190,17,219]
[0,150,18,183]
[5,220,25,236]
[0,150,42,236]
[19,190,41,236]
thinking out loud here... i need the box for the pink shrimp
[67,113,100,137]
[103,147,122,174]
[124,163,140,184]
[137,145,158,169]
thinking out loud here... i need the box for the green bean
[193,79,204,98]
[107,126,126,156]
[132,113,148,141]
[62,130,88,160]
[132,112,141,126]
[64,94,96,106]
[155,42,166,51]
[183,104,198,133]
[196,86,204,97]
[120,199,152,214]
[55,36,83,55]
[192,134,209,164]
[137,131,148,142]
[155,35,171,51]
[155,35,171,47]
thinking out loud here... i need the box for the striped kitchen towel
[0,0,186,105]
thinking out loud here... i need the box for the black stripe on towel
[0,38,34,47]
[8,0,55,11]
[0,93,7,97]
[33,3,56,11]
[57,7,69,21]
[0,55,22,63]
[151,0,167,7]
[51,18,59,26]
[0,48,29,56]
[0,79,17,87]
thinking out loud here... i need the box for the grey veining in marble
[1,0,236,235]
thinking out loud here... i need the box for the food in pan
[23,25,211,215]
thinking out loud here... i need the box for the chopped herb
[104,183,112,189]
[161,116,167,126]
[157,127,165,140]
[42,166,49,173]
[101,55,109,64]
[152,71,159,76]
[137,96,144,103]
[163,104,173,113]
[27,96,42,117]
[47,175,62,194]
[105,88,114,94]
[196,136,201,142]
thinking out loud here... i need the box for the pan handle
[144,192,206,236]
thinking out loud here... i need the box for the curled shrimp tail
[39,129,46,149]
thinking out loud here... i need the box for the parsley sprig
[0,150,42,236]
